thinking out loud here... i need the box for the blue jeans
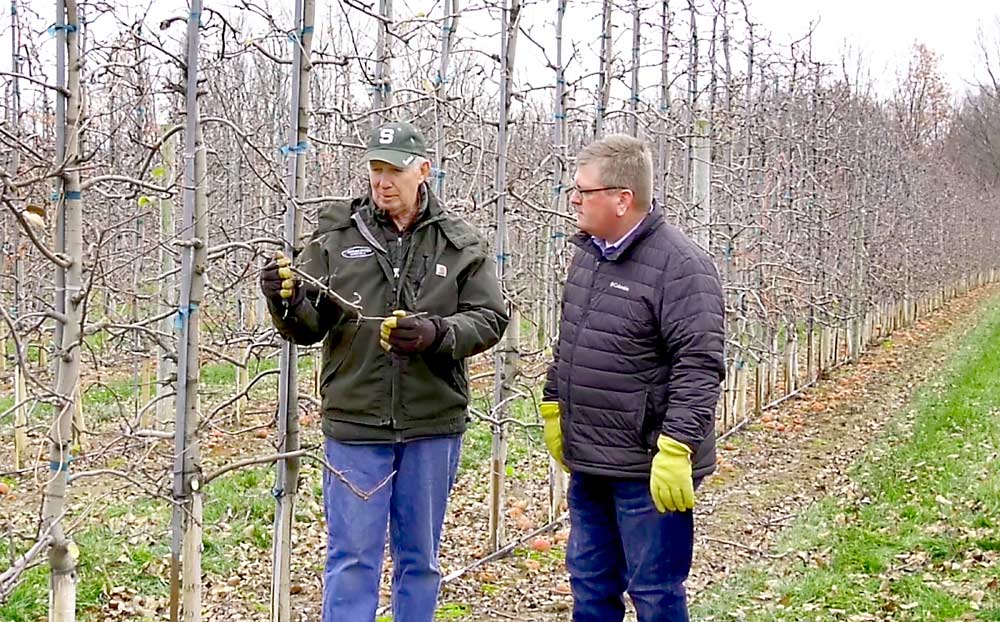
[567,472,694,622]
[321,435,462,622]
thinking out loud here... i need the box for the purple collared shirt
[591,208,651,259]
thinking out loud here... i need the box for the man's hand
[380,310,440,354]
[260,252,303,306]
[540,402,568,472]
[649,434,695,513]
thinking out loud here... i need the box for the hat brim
[365,148,422,168]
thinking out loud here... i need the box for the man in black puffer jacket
[542,134,725,622]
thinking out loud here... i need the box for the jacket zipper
[353,209,440,437]
[391,235,404,433]
[350,211,398,428]
[389,221,435,437]
[565,253,602,431]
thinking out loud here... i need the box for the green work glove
[649,434,695,513]
[540,401,568,472]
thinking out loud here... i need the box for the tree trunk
[44,0,84,616]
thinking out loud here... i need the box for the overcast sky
[2,0,998,108]
[467,0,1000,100]
[749,0,999,94]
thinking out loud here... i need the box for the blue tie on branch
[50,191,82,201]
[288,25,313,42]
[280,141,309,155]
[174,303,199,330]
[49,456,73,472]
[47,23,78,35]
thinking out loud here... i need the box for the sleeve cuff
[430,316,452,354]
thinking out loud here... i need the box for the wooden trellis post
[594,0,611,138]
[272,0,314,618]
[690,118,711,251]
[783,324,798,394]
[629,0,641,137]
[433,0,459,198]
[170,3,207,619]
[156,127,177,427]
[657,0,674,207]
[9,0,28,470]
[371,0,392,128]
[546,0,569,522]
[489,0,520,553]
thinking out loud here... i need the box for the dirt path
[438,285,1000,621]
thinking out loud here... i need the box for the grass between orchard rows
[0,350,542,621]
[691,301,1000,621]
[4,299,999,621]
[0,354,302,620]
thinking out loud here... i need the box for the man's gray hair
[577,134,653,211]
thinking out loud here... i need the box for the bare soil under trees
[0,287,995,621]
[434,285,999,622]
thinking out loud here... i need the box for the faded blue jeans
[567,472,694,622]
[322,435,462,622]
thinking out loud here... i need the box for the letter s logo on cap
[379,128,395,144]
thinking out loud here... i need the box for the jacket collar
[349,183,479,250]
[571,207,664,261]
[367,182,439,228]
[358,182,444,228]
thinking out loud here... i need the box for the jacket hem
[322,409,468,442]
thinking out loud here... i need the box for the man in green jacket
[260,121,508,622]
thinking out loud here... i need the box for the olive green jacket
[268,186,508,442]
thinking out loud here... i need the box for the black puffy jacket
[543,209,725,481]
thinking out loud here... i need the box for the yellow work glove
[260,252,302,306]
[276,254,296,299]
[379,310,408,352]
[649,434,695,513]
[540,401,568,472]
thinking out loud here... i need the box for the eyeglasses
[567,185,626,197]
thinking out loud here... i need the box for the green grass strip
[692,301,1000,621]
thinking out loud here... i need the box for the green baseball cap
[365,121,428,168]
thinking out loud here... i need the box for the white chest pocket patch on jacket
[341,246,374,259]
